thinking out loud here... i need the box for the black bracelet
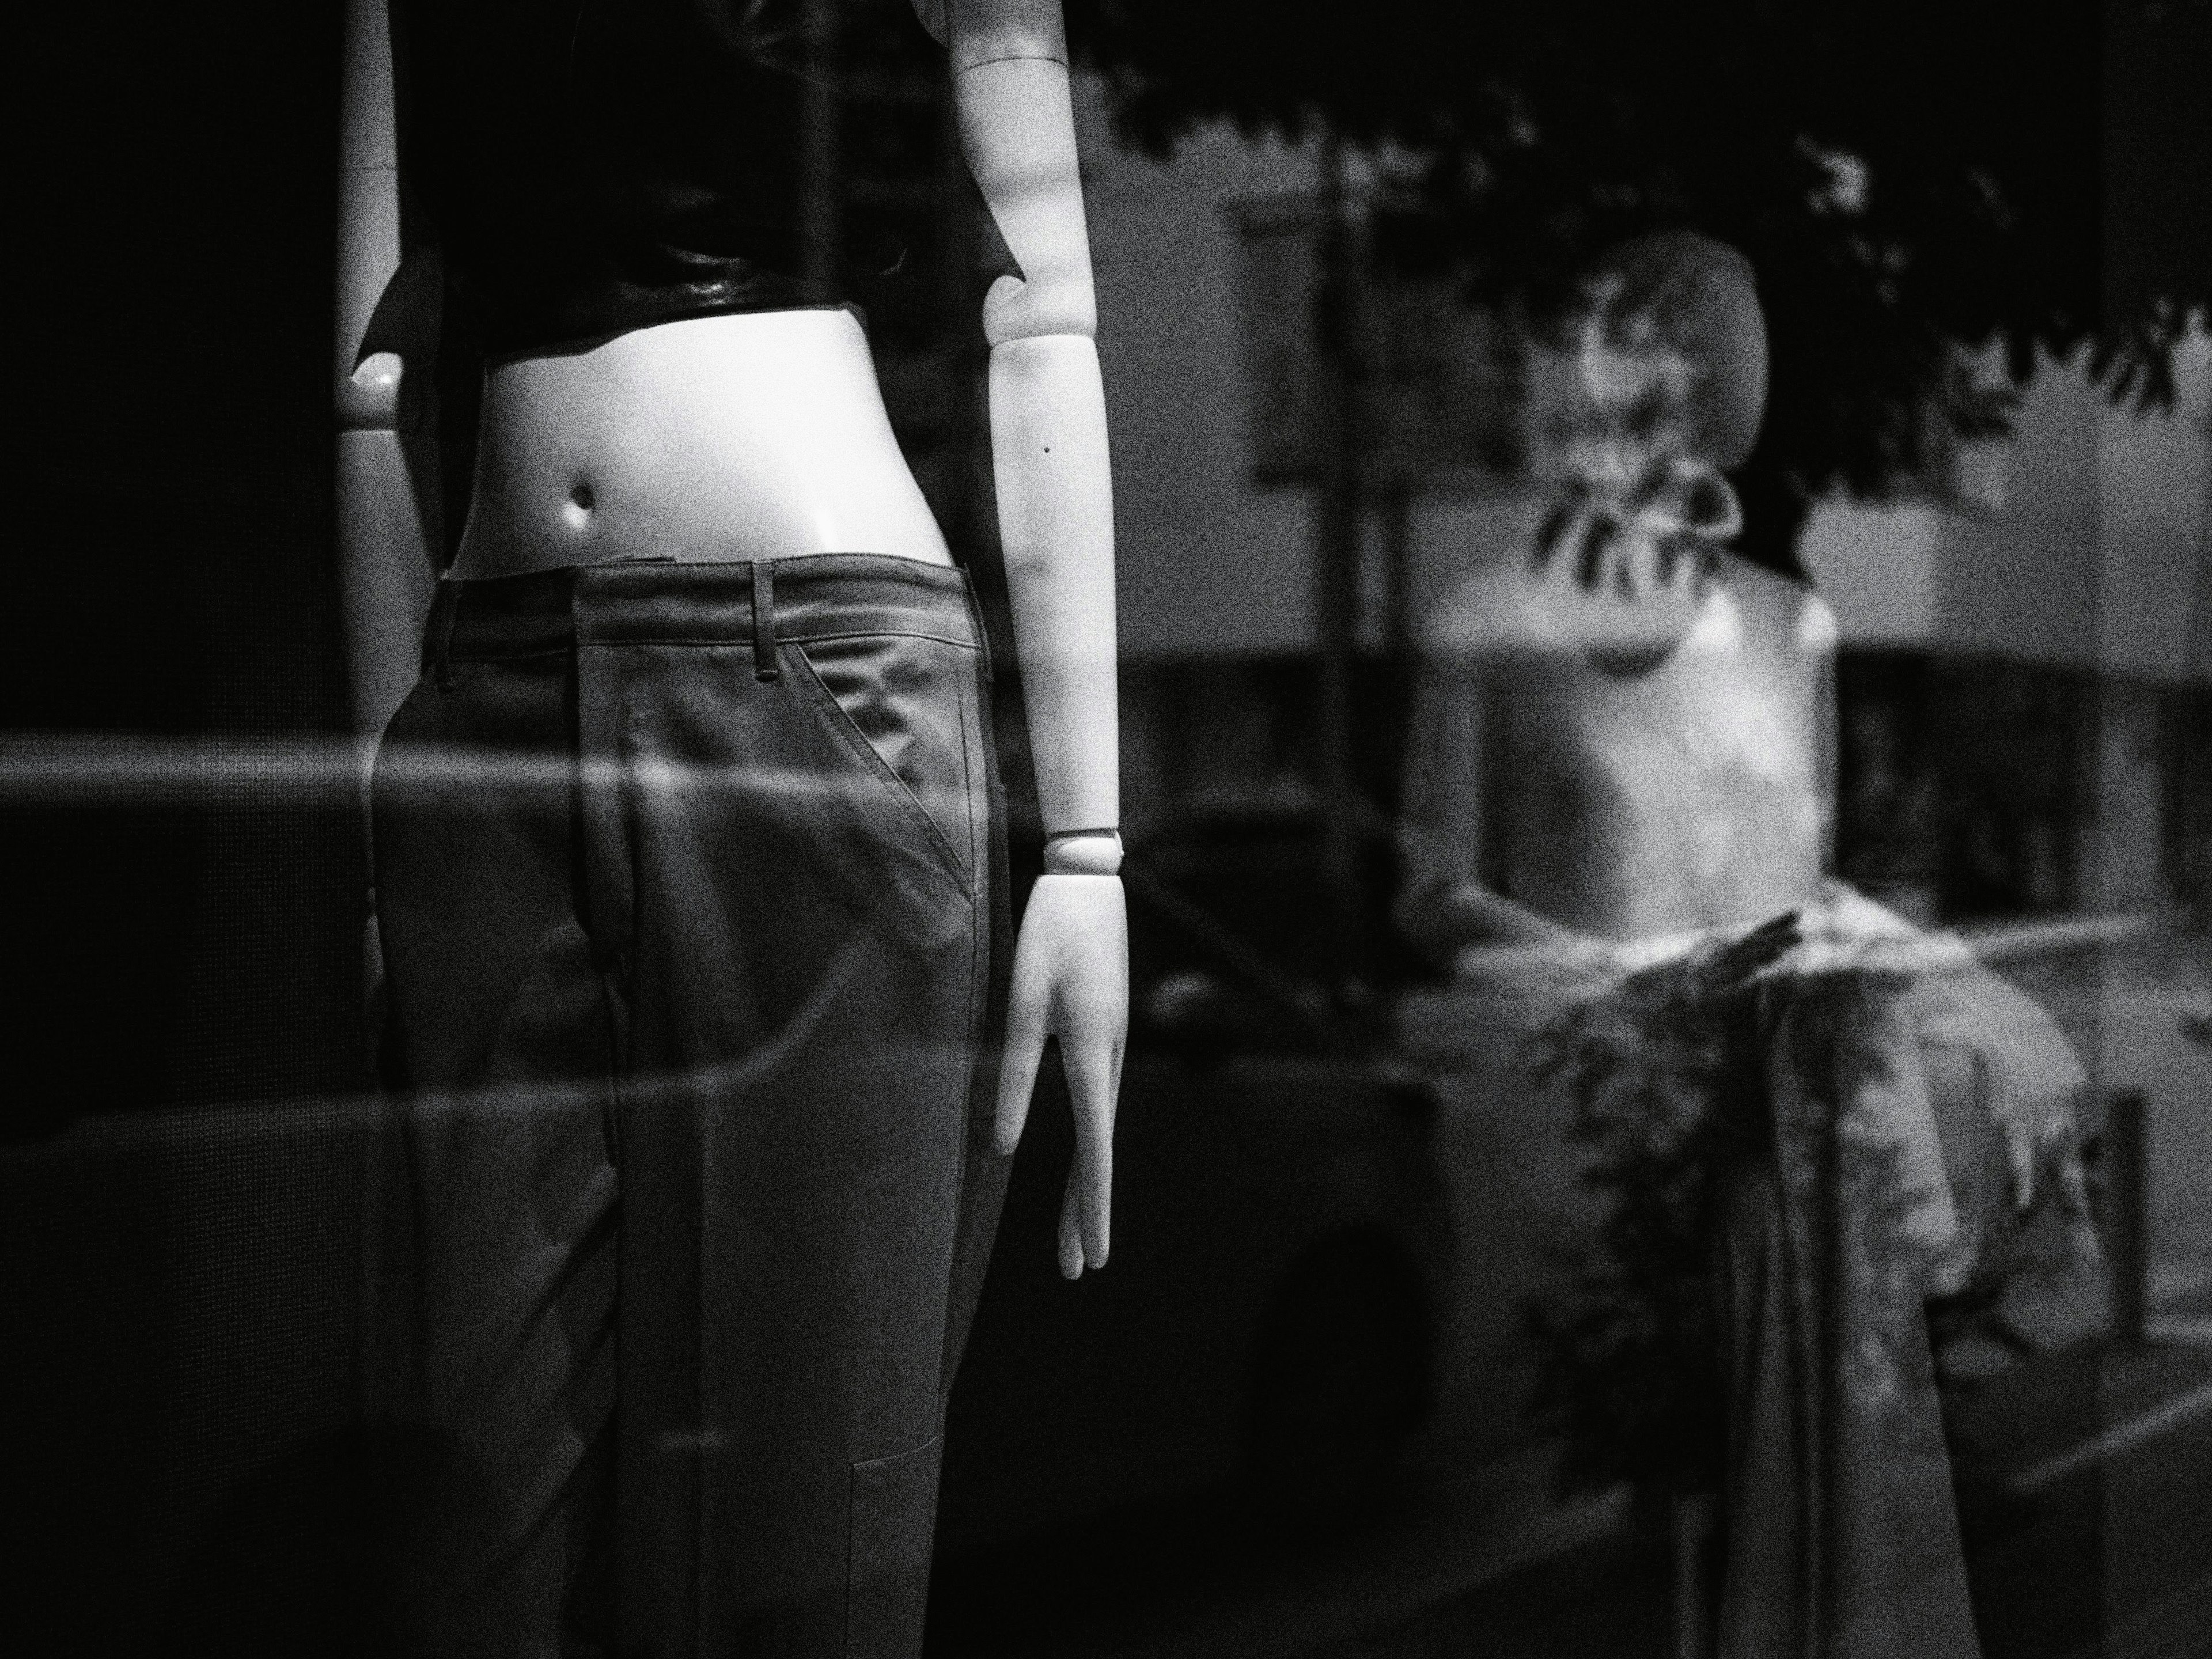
[1044,825,1120,842]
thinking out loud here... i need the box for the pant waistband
[424,556,986,684]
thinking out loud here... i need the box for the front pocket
[786,634,979,888]
[845,1434,944,1658]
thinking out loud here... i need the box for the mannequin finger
[1067,1043,1115,1268]
[1081,1152,1112,1271]
[1058,1162,1085,1279]
[1728,911,1801,974]
[995,986,1049,1156]
[1057,1022,1115,1238]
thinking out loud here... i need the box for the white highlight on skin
[1797,593,1842,653]
[351,352,402,396]
[1671,592,1813,801]
[1680,583,1744,656]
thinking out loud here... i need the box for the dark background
[8,9,366,1652]
[10,4,359,1128]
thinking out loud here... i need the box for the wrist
[1043,829,1121,876]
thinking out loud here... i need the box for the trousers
[368,555,1012,1658]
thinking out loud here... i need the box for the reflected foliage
[1071,0,2211,571]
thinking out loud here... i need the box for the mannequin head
[1524,232,1768,482]
[1518,232,1768,594]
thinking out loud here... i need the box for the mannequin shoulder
[1718,553,1838,662]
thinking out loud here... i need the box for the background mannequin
[335,2,1124,1651]
[1397,235,2093,1659]
[1396,233,1830,961]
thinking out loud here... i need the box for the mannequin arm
[1395,654,1578,963]
[1407,878,1584,960]
[940,0,1125,1278]
[336,0,435,740]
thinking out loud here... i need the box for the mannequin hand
[1679,908,1802,1003]
[996,872,1128,1278]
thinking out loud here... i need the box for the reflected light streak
[2,1031,986,1161]
[0,733,870,809]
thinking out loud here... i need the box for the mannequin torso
[1501,558,1831,940]
[1406,528,1836,953]
[343,0,1127,1279]
[452,309,953,577]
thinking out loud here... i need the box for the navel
[562,480,596,533]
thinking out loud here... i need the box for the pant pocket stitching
[845,1434,945,1658]
[785,639,973,890]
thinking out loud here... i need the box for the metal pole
[2188,405,2212,680]
[1382,478,1412,657]
[2108,1089,2149,1345]
[1313,131,1364,988]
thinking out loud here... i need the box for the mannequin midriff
[450,308,955,579]
[1410,543,1836,954]
[1493,558,1832,941]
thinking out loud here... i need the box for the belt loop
[751,559,779,681]
[957,565,994,683]
[423,579,461,692]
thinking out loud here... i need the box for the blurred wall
[1078,74,1323,660]
[1077,59,2212,685]
[1806,325,2212,679]
[2097,329,2212,678]
[1799,505,1947,645]
[1799,329,2211,920]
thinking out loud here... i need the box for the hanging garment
[1407,885,2100,1659]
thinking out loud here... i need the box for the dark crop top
[389,0,1015,353]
